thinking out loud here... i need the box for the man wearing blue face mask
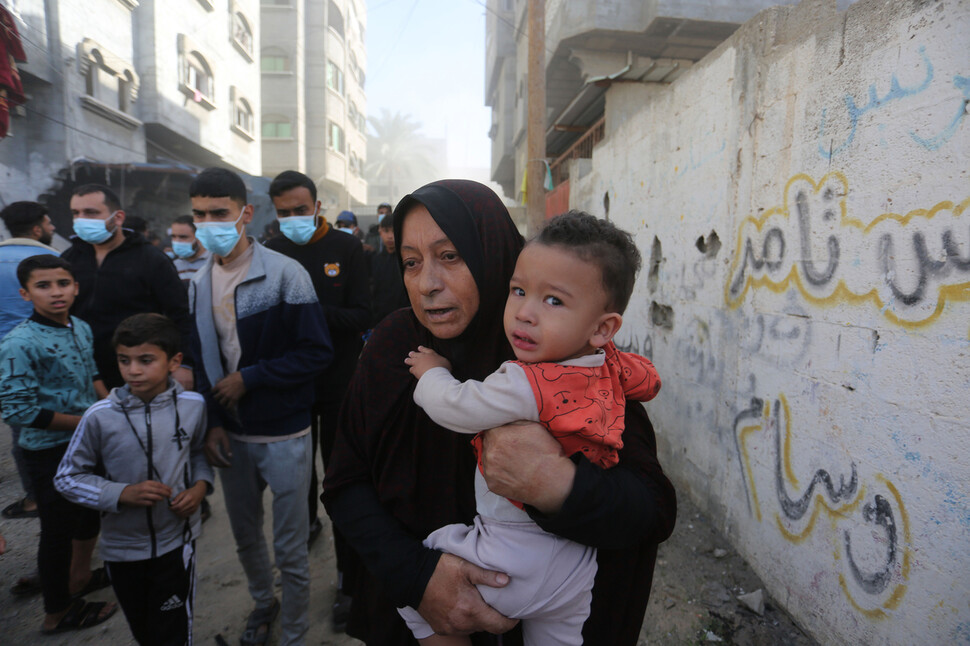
[62,184,193,390]
[188,167,332,646]
[170,215,210,285]
[264,172,370,564]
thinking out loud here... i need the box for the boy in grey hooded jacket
[55,313,212,646]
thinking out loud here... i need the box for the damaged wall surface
[569,0,969,643]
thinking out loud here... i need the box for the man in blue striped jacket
[187,167,333,646]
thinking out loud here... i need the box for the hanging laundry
[0,6,27,139]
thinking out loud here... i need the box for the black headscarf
[392,179,523,380]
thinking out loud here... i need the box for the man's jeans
[219,433,312,646]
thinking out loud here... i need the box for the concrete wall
[569,0,969,643]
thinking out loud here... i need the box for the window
[231,86,254,139]
[262,115,292,138]
[348,101,358,130]
[232,11,254,60]
[328,1,344,38]
[261,0,291,4]
[326,60,344,95]
[78,38,141,128]
[185,53,213,99]
[261,47,289,72]
[327,120,345,153]
[348,101,365,131]
[178,35,215,109]
[349,150,363,176]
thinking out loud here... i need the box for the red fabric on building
[0,6,27,138]
[545,178,570,219]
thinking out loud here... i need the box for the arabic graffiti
[725,172,970,328]
[817,46,968,158]
[734,393,911,618]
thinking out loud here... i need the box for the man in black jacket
[62,184,192,389]
[266,171,369,631]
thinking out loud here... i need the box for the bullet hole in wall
[695,230,721,258]
[647,236,662,293]
[650,301,674,330]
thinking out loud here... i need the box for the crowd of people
[0,171,676,646]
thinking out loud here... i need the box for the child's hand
[120,481,172,507]
[169,481,207,519]
[405,346,452,379]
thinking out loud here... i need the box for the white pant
[399,515,597,645]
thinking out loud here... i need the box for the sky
[365,0,493,173]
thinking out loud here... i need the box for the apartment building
[260,0,366,211]
[0,0,261,235]
[485,0,797,208]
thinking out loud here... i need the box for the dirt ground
[0,421,816,645]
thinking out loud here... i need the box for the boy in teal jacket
[0,254,116,634]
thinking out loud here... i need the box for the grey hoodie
[55,379,213,562]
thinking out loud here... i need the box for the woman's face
[400,205,480,339]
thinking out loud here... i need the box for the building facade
[485,0,800,206]
[260,0,366,211]
[0,0,262,236]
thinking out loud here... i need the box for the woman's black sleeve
[326,482,442,609]
[527,402,677,549]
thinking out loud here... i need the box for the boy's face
[19,268,77,322]
[116,343,183,402]
[503,243,619,363]
[379,225,395,253]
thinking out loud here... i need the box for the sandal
[240,597,280,646]
[2,498,38,519]
[71,566,111,599]
[10,574,42,597]
[41,598,117,634]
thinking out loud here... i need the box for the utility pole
[526,0,546,234]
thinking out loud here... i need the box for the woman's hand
[480,422,577,515]
[417,553,518,635]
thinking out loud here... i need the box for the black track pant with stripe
[106,541,196,646]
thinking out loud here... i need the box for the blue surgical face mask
[172,240,196,258]
[335,224,354,234]
[278,208,319,245]
[74,212,120,245]
[194,207,245,257]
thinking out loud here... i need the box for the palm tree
[366,109,439,203]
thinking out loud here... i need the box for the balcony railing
[549,116,605,186]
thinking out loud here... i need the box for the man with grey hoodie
[55,313,212,645]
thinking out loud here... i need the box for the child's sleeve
[612,346,662,403]
[413,363,539,434]
[54,407,129,512]
[0,335,46,428]
[188,398,214,492]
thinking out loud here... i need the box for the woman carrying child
[322,180,677,645]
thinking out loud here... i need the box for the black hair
[124,215,148,233]
[1,201,48,238]
[173,214,196,231]
[533,210,642,314]
[72,184,122,212]
[112,313,181,358]
[378,210,395,230]
[189,167,247,205]
[378,202,393,211]
[16,254,74,287]
[269,170,318,202]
